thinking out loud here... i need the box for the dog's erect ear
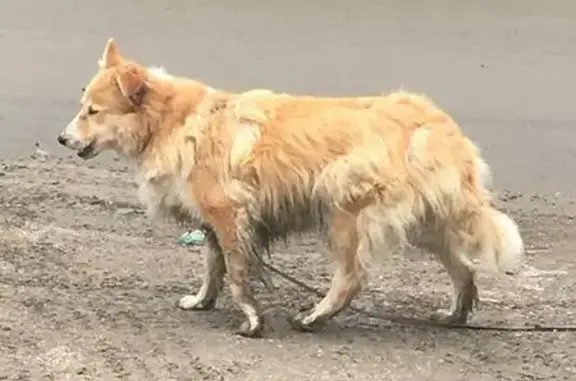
[115,64,148,107]
[99,38,123,69]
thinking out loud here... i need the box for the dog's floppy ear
[114,64,148,108]
[99,38,123,69]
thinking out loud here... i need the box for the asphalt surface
[1,0,575,192]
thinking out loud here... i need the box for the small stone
[115,208,137,216]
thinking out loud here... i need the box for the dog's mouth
[77,140,99,159]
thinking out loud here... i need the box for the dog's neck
[128,70,232,183]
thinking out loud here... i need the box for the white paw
[431,308,450,320]
[178,295,200,310]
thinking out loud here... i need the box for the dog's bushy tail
[388,125,525,273]
[441,143,525,273]
[453,202,525,272]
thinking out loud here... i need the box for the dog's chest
[136,171,200,224]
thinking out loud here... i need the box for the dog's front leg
[178,227,226,311]
[204,207,264,338]
[224,245,263,337]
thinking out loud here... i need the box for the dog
[57,38,524,338]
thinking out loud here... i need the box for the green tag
[177,229,206,246]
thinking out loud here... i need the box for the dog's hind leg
[426,204,523,324]
[178,228,226,311]
[290,210,364,332]
[420,229,479,324]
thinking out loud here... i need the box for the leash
[261,262,576,333]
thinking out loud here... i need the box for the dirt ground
[2,0,576,380]
[1,150,575,381]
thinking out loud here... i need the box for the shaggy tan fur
[58,38,524,337]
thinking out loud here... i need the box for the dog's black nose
[57,135,67,146]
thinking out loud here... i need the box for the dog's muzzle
[57,134,97,159]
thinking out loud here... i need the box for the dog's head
[57,38,153,160]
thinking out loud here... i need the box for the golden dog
[57,38,524,337]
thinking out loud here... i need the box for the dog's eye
[87,106,98,115]
[81,87,86,93]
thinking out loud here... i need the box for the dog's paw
[177,294,216,311]
[430,308,469,325]
[432,288,478,325]
[235,318,264,338]
[288,312,324,333]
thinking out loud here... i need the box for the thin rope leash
[261,262,576,333]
